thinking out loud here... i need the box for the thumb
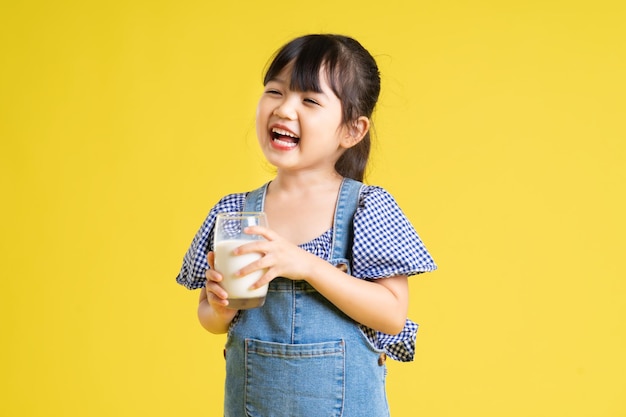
[207,251,215,269]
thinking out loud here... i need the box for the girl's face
[256,65,354,176]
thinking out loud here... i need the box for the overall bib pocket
[244,338,345,417]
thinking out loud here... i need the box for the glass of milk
[213,212,269,309]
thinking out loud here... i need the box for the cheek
[255,103,267,135]
[256,98,265,117]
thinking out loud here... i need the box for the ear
[340,116,370,149]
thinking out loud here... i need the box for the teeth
[272,127,299,139]
[273,138,298,148]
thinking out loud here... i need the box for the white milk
[214,239,268,299]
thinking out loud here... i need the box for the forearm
[305,255,409,335]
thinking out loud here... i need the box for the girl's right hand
[198,251,238,330]
[204,251,230,307]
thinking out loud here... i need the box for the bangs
[263,36,342,96]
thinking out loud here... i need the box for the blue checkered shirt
[176,184,437,361]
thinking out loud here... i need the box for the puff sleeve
[351,185,437,280]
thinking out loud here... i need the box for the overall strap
[243,182,269,212]
[331,178,364,262]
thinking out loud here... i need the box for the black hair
[263,34,381,182]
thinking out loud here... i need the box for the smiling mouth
[271,127,300,148]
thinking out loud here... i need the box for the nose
[273,97,297,120]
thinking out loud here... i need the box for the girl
[176,34,437,417]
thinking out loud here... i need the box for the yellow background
[2,1,624,416]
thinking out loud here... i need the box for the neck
[270,169,343,194]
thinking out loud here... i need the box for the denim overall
[224,178,390,417]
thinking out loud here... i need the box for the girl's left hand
[232,225,319,288]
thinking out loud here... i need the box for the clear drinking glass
[213,212,268,310]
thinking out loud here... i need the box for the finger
[232,239,270,257]
[207,251,216,269]
[243,225,276,241]
[204,278,229,299]
[206,290,230,307]
[249,268,277,290]
[234,251,272,278]
[206,268,223,282]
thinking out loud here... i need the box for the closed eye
[304,98,320,105]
